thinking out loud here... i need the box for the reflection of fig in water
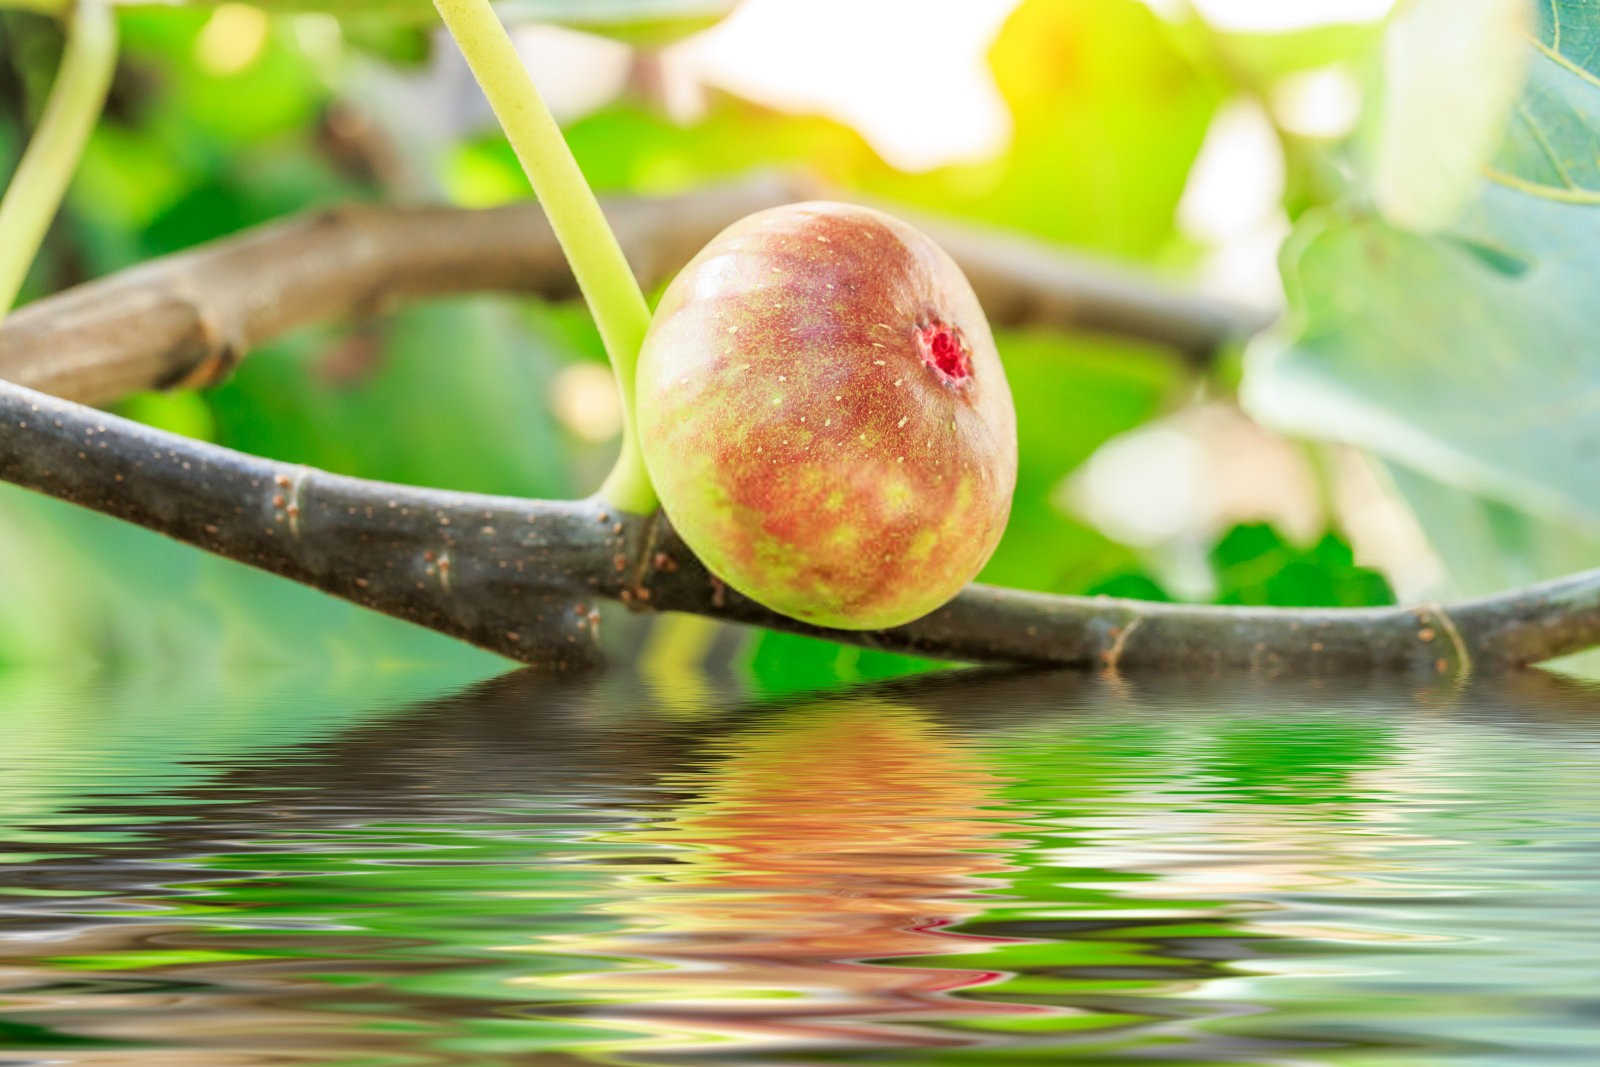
[528,698,1042,1054]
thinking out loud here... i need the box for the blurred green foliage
[208,301,579,498]
[1244,0,1600,628]
[1207,523,1392,608]
[496,0,1225,261]
[131,0,738,44]
[3,0,1572,691]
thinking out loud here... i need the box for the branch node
[628,505,667,596]
[1100,615,1143,674]
[269,466,311,538]
[178,302,248,391]
[1419,601,1473,682]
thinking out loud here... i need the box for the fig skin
[635,201,1017,630]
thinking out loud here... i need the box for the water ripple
[0,669,1597,1063]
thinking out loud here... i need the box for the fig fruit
[635,201,1017,630]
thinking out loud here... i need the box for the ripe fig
[635,201,1017,630]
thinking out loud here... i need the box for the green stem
[433,0,657,514]
[0,0,116,316]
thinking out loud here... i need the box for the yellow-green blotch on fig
[636,201,1017,630]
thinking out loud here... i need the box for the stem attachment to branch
[432,0,657,515]
[0,0,116,316]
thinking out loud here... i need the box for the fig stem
[432,0,658,514]
[0,0,116,317]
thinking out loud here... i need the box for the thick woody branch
[0,175,1268,407]
[1,377,1594,674]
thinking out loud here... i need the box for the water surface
[2,666,1598,1065]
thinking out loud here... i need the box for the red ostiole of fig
[635,201,1018,630]
[916,321,972,383]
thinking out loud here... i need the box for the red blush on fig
[917,321,971,383]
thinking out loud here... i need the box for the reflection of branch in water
[1,665,1592,892]
[0,668,1596,1062]
[521,699,1047,1056]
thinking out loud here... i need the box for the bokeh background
[0,0,1591,693]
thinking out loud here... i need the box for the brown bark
[1,376,1594,675]
[0,175,1268,408]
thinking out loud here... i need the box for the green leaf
[1244,187,1600,529]
[1243,0,1600,538]
[1488,0,1600,200]
[1372,0,1530,230]
[1386,461,1600,599]
[1208,523,1394,607]
[1084,571,1172,602]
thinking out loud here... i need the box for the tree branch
[2,376,1595,674]
[0,175,1577,674]
[0,174,1269,407]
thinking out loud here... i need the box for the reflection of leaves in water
[0,666,480,848]
[1201,716,1398,806]
[923,702,1401,1049]
[5,672,1594,1062]
[743,632,950,698]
